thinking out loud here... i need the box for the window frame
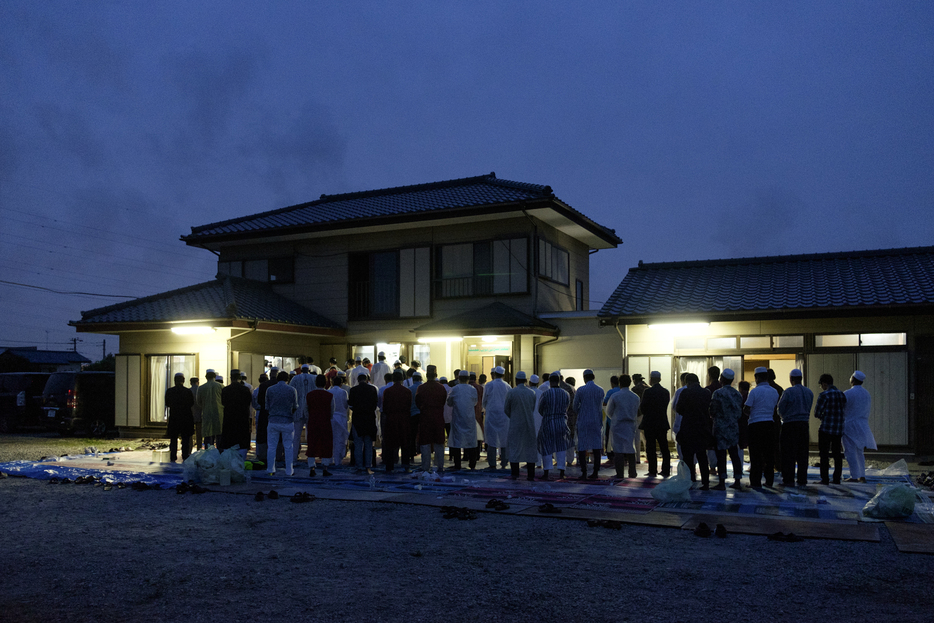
[537,237,570,286]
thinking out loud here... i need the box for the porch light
[171,326,215,335]
[416,336,464,344]
[647,322,710,336]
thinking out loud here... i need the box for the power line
[0,278,136,299]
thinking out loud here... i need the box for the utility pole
[70,337,81,352]
[102,339,106,360]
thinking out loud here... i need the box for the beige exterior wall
[539,315,621,373]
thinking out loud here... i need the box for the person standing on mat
[639,371,671,478]
[606,374,640,479]
[676,373,713,490]
[709,369,744,489]
[537,372,572,481]
[814,373,846,485]
[744,367,780,489]
[165,372,195,462]
[777,369,813,488]
[447,369,479,471]
[843,371,876,483]
[572,368,605,480]
[504,371,538,481]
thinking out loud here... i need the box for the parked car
[0,372,52,433]
[42,371,116,437]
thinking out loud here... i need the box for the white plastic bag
[881,459,909,477]
[182,450,205,482]
[650,460,694,503]
[219,445,246,483]
[862,484,919,519]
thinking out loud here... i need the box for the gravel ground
[2,434,934,622]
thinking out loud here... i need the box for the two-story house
[71,173,621,436]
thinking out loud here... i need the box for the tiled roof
[71,277,343,330]
[413,302,558,336]
[599,246,934,318]
[0,349,91,365]
[183,172,620,246]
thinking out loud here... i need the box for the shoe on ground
[323,469,332,477]
[715,524,727,538]
[693,522,712,537]
[309,468,316,477]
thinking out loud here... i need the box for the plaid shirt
[815,385,847,436]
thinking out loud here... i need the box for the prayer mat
[682,514,880,542]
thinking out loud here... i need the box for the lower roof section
[413,301,559,338]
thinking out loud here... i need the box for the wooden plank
[682,514,880,542]
[382,492,533,515]
[515,505,689,528]
[885,522,934,554]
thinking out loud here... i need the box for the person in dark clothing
[348,373,379,474]
[165,372,195,461]
[639,371,671,477]
[221,369,253,459]
[675,373,713,490]
[381,369,413,473]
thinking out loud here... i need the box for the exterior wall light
[171,326,215,335]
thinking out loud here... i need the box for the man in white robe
[572,368,606,480]
[446,369,478,470]
[370,352,392,390]
[349,356,368,388]
[606,374,640,479]
[843,370,877,482]
[329,374,350,467]
[481,365,511,470]
[504,371,537,481]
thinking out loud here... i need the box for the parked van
[0,372,52,433]
[42,371,116,437]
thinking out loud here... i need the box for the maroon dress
[381,384,412,465]
[306,389,333,458]
[415,381,447,446]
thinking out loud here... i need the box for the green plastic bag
[862,484,918,519]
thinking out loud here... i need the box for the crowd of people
[162,355,878,488]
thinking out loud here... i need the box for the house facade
[71,173,621,435]
[596,247,934,454]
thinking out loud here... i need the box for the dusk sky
[1,2,932,362]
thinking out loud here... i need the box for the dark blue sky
[1,2,932,361]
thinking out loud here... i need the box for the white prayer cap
[301,364,309,370]
[515,371,527,380]
[216,375,223,382]
[270,366,279,372]
[412,371,422,379]
[439,376,448,383]
[394,359,402,365]
[551,371,561,378]
[852,370,866,382]
[354,355,362,362]
[790,369,803,377]
[378,351,385,358]
[494,366,505,375]
[458,369,470,378]
[721,369,735,380]
[530,374,540,384]
[337,370,346,377]
[206,368,215,374]
[754,366,768,375]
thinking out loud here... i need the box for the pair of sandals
[587,519,622,530]
[440,506,477,520]
[537,503,562,514]
[255,490,282,501]
[175,482,209,494]
[290,492,315,503]
[767,531,804,542]
[485,498,511,511]
[693,522,728,538]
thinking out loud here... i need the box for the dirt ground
[2,473,934,623]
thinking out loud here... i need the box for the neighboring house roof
[413,302,559,337]
[599,246,934,320]
[182,172,621,249]
[70,277,344,336]
[0,349,91,365]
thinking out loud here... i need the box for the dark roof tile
[599,246,934,318]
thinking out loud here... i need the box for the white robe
[505,384,538,463]
[329,385,350,463]
[606,388,640,455]
[370,361,392,388]
[481,378,511,448]
[446,383,478,448]
[843,385,877,450]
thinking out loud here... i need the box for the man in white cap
[639,371,671,478]
[481,365,511,470]
[572,368,605,479]
[504,371,537,480]
[843,371,877,482]
[744,366,779,488]
[289,364,317,464]
[370,352,392,390]
[196,369,224,448]
[777,369,813,487]
[446,369,479,470]
[709,368,744,489]
[606,374,640,480]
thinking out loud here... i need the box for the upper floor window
[349,248,430,320]
[538,238,569,285]
[218,258,293,284]
[435,238,528,298]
